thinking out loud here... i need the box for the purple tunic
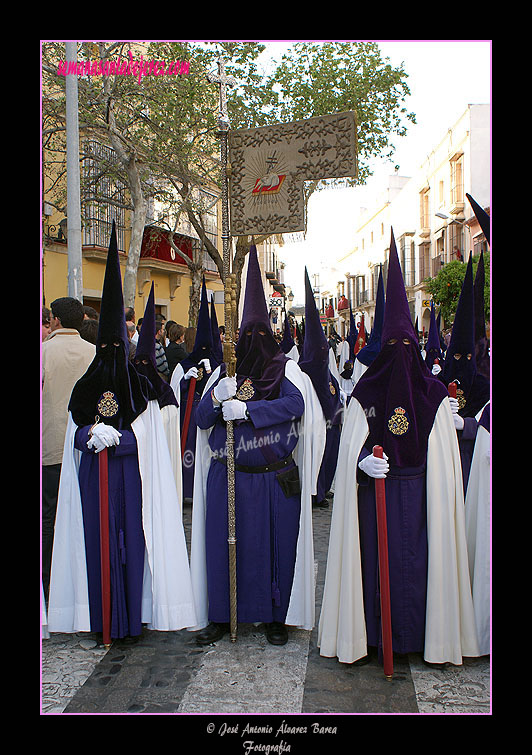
[74,424,145,639]
[357,451,428,654]
[179,377,201,499]
[196,375,304,624]
[457,414,481,494]
[349,230,447,656]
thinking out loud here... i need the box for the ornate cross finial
[207,57,238,129]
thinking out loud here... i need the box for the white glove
[214,376,237,402]
[448,396,464,430]
[87,423,122,453]
[431,363,442,375]
[184,366,199,381]
[222,399,248,421]
[453,413,464,430]
[339,389,348,406]
[448,396,459,414]
[358,451,389,479]
[198,358,211,373]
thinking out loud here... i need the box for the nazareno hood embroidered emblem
[388,406,409,436]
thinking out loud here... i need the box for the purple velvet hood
[235,245,287,400]
[298,267,342,424]
[352,229,448,468]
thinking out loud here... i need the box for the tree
[264,41,416,184]
[424,252,490,327]
[42,40,416,320]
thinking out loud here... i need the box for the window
[432,233,444,272]
[400,236,415,287]
[449,222,464,261]
[419,189,430,229]
[81,140,127,250]
[450,154,464,206]
[355,275,367,306]
[419,243,431,281]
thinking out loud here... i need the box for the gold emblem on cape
[329,381,336,395]
[97,390,119,418]
[236,378,255,400]
[196,366,204,382]
[456,388,466,410]
[388,406,409,436]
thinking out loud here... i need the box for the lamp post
[435,211,470,263]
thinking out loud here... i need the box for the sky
[253,40,492,305]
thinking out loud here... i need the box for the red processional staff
[373,445,393,680]
[181,375,197,459]
[448,381,457,399]
[98,447,112,649]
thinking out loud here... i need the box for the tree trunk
[187,262,204,328]
[122,170,146,308]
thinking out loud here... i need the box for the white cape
[338,340,350,367]
[352,358,368,386]
[464,411,490,656]
[189,359,327,631]
[47,400,197,634]
[318,395,479,665]
[328,347,341,383]
[285,344,300,362]
[160,403,182,509]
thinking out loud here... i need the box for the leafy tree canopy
[424,252,490,327]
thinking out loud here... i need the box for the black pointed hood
[280,311,296,354]
[299,268,342,423]
[69,221,155,430]
[473,251,490,380]
[179,276,221,394]
[466,192,490,245]
[134,283,178,410]
[442,254,490,416]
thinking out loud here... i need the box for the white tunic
[464,407,490,656]
[47,400,197,634]
[189,359,327,632]
[318,395,480,665]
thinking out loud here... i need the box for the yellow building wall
[42,244,225,329]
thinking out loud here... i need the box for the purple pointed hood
[352,229,447,468]
[424,301,444,371]
[236,245,287,400]
[299,268,342,423]
[356,267,385,367]
[347,307,358,361]
[442,254,490,416]
[210,294,224,363]
[134,283,178,410]
[68,221,154,430]
[473,251,490,380]
[280,311,296,354]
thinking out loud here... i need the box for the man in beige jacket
[42,297,96,601]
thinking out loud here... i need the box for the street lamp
[434,211,469,262]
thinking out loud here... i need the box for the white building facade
[332,104,490,336]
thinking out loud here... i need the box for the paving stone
[41,501,491,716]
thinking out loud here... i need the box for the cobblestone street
[41,503,490,722]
